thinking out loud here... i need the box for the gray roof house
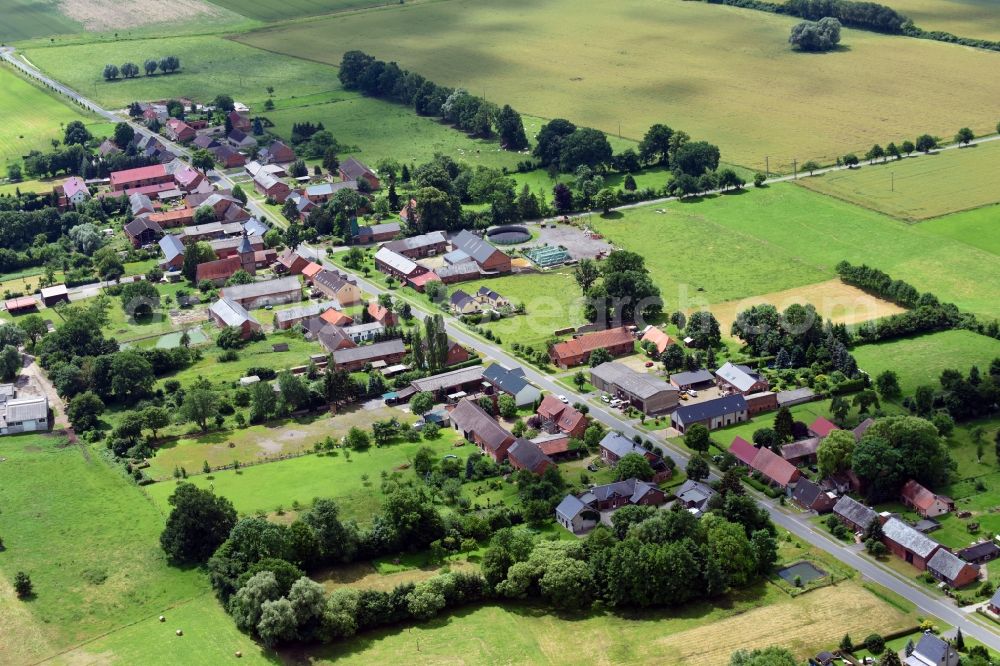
[669,369,716,389]
[221,276,302,308]
[209,297,259,328]
[906,632,959,666]
[926,548,979,588]
[882,517,941,562]
[832,495,878,531]
[374,246,421,277]
[158,234,185,267]
[483,363,541,407]
[670,394,748,432]
[590,361,678,415]
[776,387,816,407]
[674,479,717,516]
[555,494,597,534]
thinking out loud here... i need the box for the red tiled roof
[368,301,392,323]
[534,435,570,456]
[110,164,168,187]
[729,436,758,466]
[536,395,586,435]
[537,394,567,420]
[408,271,441,287]
[196,256,241,283]
[302,262,323,278]
[148,208,195,225]
[320,309,353,326]
[809,417,839,438]
[5,296,37,311]
[551,327,633,361]
[641,327,673,354]
[751,447,799,487]
[901,479,949,512]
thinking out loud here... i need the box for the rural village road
[3,45,998,648]
[306,248,1000,650]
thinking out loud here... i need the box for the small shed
[40,284,70,307]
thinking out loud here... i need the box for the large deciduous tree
[160,482,237,564]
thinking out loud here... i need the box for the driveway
[20,353,68,428]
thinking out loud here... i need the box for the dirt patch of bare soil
[60,0,226,31]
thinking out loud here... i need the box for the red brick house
[881,517,941,571]
[507,438,554,475]
[536,395,588,438]
[449,398,515,463]
[229,110,251,132]
[123,217,163,247]
[253,172,291,203]
[209,297,261,339]
[367,301,397,327]
[258,140,295,165]
[745,391,778,415]
[715,362,770,395]
[549,327,635,369]
[808,416,840,438]
[338,157,380,189]
[791,478,836,513]
[165,118,196,142]
[584,478,666,511]
[331,339,406,372]
[901,479,955,518]
[110,164,171,192]
[832,495,877,533]
[640,326,673,355]
[450,229,511,274]
[445,341,471,366]
[598,432,672,483]
[729,436,759,468]
[749,446,800,489]
[383,231,448,259]
[147,207,195,228]
[926,549,980,588]
[275,249,310,275]
[374,247,428,281]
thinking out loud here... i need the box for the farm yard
[796,140,1000,221]
[594,184,1000,321]
[852,330,1000,395]
[0,64,105,168]
[234,0,1000,170]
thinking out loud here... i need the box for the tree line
[102,56,180,81]
[339,51,528,151]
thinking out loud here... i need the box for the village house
[228,110,251,132]
[507,438,554,475]
[253,171,291,203]
[476,286,509,309]
[549,327,635,369]
[808,416,840,438]
[715,362,770,395]
[273,302,337,330]
[383,231,448,259]
[4,297,38,315]
[729,436,759,469]
[590,361,679,415]
[881,517,941,570]
[147,207,196,228]
[791,478,836,513]
[258,140,296,165]
[221,275,301,310]
[179,221,244,245]
[208,297,261,339]
[901,479,955,518]
[210,144,246,169]
[780,436,821,466]
[124,217,163,248]
[196,233,259,285]
[669,369,716,391]
[483,364,542,407]
[926,548,979,588]
[331,339,406,372]
[435,262,480,284]
[312,270,361,306]
[354,221,401,245]
[555,495,599,534]
[54,176,90,209]
[366,301,397,327]
[301,262,323,282]
[671,394,748,433]
[749,446,800,488]
[338,157,380,189]
[832,495,878,533]
[340,322,385,343]
[165,118,196,142]
[374,247,428,282]
[537,395,588,438]
[397,365,487,404]
[130,192,155,216]
[159,235,185,270]
[210,234,265,259]
[193,134,219,150]
[320,308,354,327]
[450,229,512,274]
[905,632,959,666]
[640,326,673,355]
[957,541,1000,565]
[449,398,515,463]
[744,391,778,416]
[853,417,876,442]
[226,129,258,152]
[110,164,173,192]
[598,431,672,483]
[275,249,311,275]
[449,289,481,315]
[245,161,286,180]
[583,478,667,512]
[675,479,717,517]
[0,394,49,435]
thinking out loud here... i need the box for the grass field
[0,433,207,664]
[856,0,1000,41]
[593,184,1000,321]
[234,0,1000,171]
[23,35,341,110]
[312,581,914,664]
[159,330,323,386]
[205,0,399,22]
[0,64,105,168]
[145,428,467,522]
[853,330,1000,395]
[797,141,1000,221]
[0,0,82,42]
[144,406,417,480]
[920,204,1000,257]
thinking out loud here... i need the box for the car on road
[557,394,569,403]
[644,361,654,367]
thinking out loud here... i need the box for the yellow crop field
[234,0,1000,171]
[797,140,1000,221]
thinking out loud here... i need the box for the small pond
[777,561,826,585]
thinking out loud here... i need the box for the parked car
[644,361,654,367]
[687,390,698,397]
[601,395,610,403]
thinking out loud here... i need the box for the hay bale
[159,615,165,622]
[175,629,183,636]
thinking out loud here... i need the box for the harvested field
[705,279,907,338]
[234,0,1000,170]
[59,0,228,31]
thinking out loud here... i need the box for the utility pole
[765,156,769,178]
[792,159,797,180]
[891,172,894,192]
[618,121,621,139]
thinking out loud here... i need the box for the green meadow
[919,204,1000,258]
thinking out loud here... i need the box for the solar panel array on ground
[524,246,571,267]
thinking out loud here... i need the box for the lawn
[144,405,418,480]
[919,204,1000,258]
[796,141,1000,221]
[0,433,207,664]
[852,330,1000,395]
[310,580,915,665]
[594,184,1000,321]
[23,35,342,110]
[234,0,1000,171]
[0,64,105,169]
[144,427,468,522]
